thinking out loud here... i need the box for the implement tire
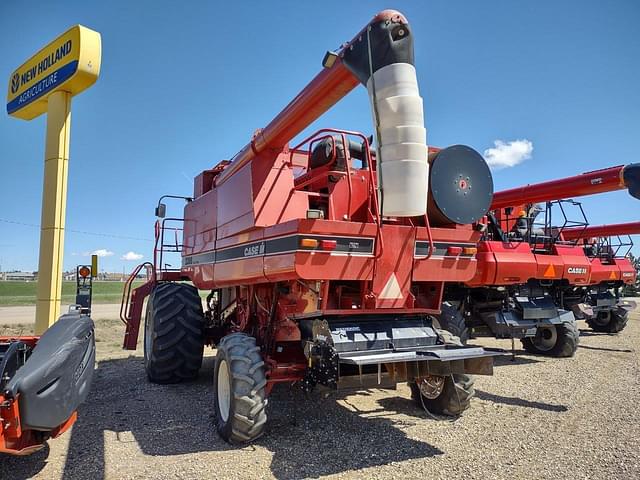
[586,309,628,334]
[144,282,205,384]
[521,321,579,358]
[409,329,475,416]
[214,333,267,444]
[436,302,470,344]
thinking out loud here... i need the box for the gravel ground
[1,309,639,480]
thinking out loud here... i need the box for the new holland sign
[6,25,101,120]
[6,25,101,333]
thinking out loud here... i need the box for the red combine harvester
[441,163,639,355]
[0,266,95,455]
[121,10,504,443]
[556,221,639,332]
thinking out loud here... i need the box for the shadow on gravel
[55,355,443,480]
[578,329,615,337]
[493,354,542,367]
[578,345,633,353]
[0,444,49,480]
[262,387,443,479]
[475,389,568,412]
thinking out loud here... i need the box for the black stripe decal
[414,241,476,258]
[182,235,375,267]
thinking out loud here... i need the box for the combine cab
[121,10,504,444]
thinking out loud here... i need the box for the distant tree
[623,252,640,296]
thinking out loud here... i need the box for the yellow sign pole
[35,91,72,333]
[6,25,101,333]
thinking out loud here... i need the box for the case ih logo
[567,267,588,275]
[244,242,265,257]
[623,272,634,277]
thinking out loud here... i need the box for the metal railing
[289,128,385,257]
[119,261,153,325]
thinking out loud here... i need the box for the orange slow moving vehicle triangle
[543,263,556,278]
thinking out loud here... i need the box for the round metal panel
[430,145,494,224]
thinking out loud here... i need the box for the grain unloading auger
[490,163,640,210]
[121,10,504,444]
[440,163,640,354]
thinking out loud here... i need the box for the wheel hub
[532,326,558,351]
[417,375,445,399]
[593,311,611,326]
[217,359,231,422]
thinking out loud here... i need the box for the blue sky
[1,0,639,272]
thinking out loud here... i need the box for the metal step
[338,345,498,365]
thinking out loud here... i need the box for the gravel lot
[1,309,639,480]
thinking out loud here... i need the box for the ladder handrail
[119,262,154,324]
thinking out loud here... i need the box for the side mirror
[155,203,166,218]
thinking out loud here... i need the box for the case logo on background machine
[567,267,588,275]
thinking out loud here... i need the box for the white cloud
[83,249,114,257]
[483,139,533,170]
[121,251,143,261]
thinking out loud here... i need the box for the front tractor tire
[214,333,268,444]
[586,310,628,334]
[144,282,205,384]
[521,321,579,357]
[409,329,475,416]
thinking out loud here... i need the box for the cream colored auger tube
[367,62,428,217]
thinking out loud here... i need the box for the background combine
[440,163,639,355]
[121,10,504,444]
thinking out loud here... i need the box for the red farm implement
[440,163,639,353]
[121,10,504,443]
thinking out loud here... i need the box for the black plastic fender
[6,313,95,431]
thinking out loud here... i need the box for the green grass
[0,281,143,306]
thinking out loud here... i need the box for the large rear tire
[213,333,267,444]
[409,329,475,416]
[586,309,628,333]
[144,282,205,384]
[521,321,579,357]
[436,302,470,344]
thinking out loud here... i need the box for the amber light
[300,238,319,249]
[462,247,478,255]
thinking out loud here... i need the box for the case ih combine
[440,163,639,355]
[558,221,639,332]
[120,10,505,443]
